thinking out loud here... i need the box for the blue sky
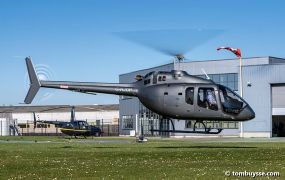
[1,0,285,105]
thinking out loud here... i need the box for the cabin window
[66,123,73,128]
[174,73,182,79]
[185,87,194,105]
[197,88,218,111]
[79,121,87,129]
[18,123,28,128]
[158,76,166,82]
[144,79,151,85]
[122,115,133,129]
[164,92,168,95]
[178,92,182,96]
[36,123,49,128]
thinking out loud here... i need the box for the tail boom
[24,57,138,104]
[40,81,138,96]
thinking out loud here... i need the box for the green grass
[0,136,285,179]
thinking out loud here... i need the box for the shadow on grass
[88,146,257,149]
[156,146,257,149]
[60,146,122,149]
[61,146,74,148]
[91,146,121,148]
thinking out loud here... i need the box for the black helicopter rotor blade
[114,29,223,58]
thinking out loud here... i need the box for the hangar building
[119,56,285,138]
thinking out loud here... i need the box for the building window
[18,123,29,128]
[185,120,192,128]
[122,115,133,129]
[36,123,49,128]
[197,73,238,91]
[120,95,133,100]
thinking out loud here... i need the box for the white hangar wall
[13,111,119,124]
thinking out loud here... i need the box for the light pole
[239,56,244,138]
[217,47,243,137]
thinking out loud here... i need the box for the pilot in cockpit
[206,90,217,106]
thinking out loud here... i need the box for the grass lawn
[0,136,284,179]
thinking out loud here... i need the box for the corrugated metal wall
[272,86,285,108]
[243,63,285,136]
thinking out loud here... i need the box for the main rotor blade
[114,29,223,57]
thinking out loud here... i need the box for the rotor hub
[175,54,185,62]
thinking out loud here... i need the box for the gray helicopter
[24,55,255,135]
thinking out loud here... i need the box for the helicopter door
[163,84,184,116]
[71,121,78,129]
[195,87,220,118]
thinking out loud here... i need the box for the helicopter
[34,106,102,138]
[24,53,255,135]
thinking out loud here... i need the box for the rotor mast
[174,54,185,71]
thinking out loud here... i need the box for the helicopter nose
[239,105,255,121]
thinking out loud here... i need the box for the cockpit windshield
[144,71,154,78]
[219,85,247,114]
[78,121,88,129]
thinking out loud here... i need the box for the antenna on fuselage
[201,68,210,80]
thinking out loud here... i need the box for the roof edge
[120,56,285,76]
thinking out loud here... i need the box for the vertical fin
[24,57,41,104]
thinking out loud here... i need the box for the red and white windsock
[217,46,242,58]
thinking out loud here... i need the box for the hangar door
[272,85,285,137]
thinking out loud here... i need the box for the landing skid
[150,119,223,135]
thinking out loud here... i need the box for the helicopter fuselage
[25,58,255,122]
[136,70,255,121]
[41,120,102,137]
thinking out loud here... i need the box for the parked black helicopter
[24,54,255,135]
[34,106,102,138]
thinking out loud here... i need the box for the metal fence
[0,119,120,137]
